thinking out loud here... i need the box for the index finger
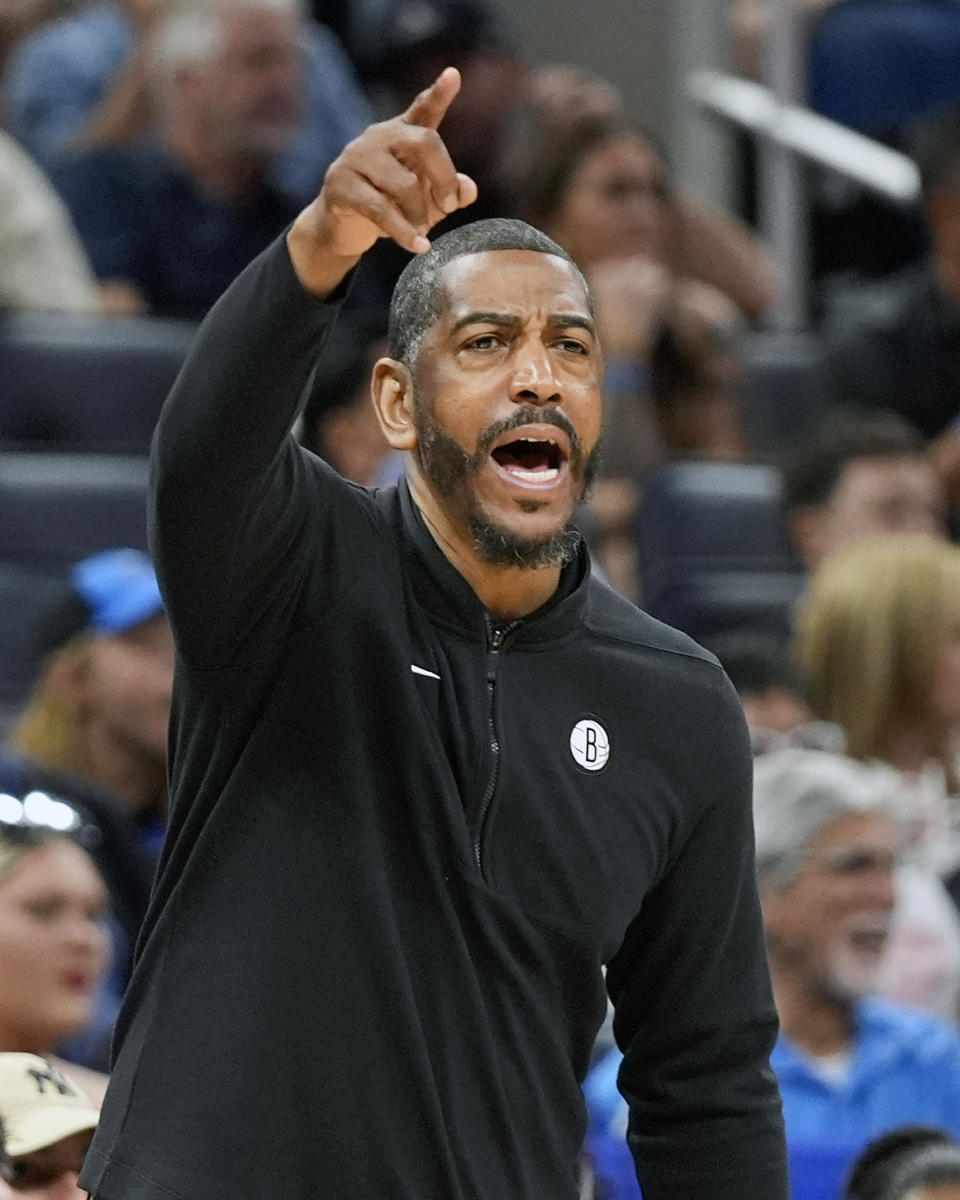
[402,66,461,131]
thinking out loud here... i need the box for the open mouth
[490,435,569,487]
[845,918,891,956]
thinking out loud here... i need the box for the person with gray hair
[753,748,960,1181]
[22,0,368,318]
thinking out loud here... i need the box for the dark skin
[286,68,606,619]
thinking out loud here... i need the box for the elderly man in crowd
[48,0,332,318]
[754,750,960,1149]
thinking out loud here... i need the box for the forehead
[835,454,935,498]
[436,250,591,323]
[574,133,665,185]
[810,809,897,852]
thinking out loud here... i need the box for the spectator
[781,410,947,573]
[0,0,63,76]
[795,535,960,1015]
[0,802,111,1105]
[0,548,168,1058]
[821,103,960,501]
[2,0,369,202]
[3,549,172,869]
[0,1052,99,1198]
[754,750,960,1145]
[298,317,395,485]
[49,0,308,319]
[648,286,751,463]
[845,1126,960,1200]
[697,627,840,755]
[582,748,960,1197]
[0,131,99,314]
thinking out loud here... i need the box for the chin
[469,507,581,570]
[824,949,884,1000]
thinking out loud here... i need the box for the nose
[510,338,561,407]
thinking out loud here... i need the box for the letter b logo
[570,719,610,772]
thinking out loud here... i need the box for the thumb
[402,66,461,131]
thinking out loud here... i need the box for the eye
[462,333,504,352]
[554,337,589,355]
[22,895,65,921]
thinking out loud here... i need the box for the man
[754,750,960,1145]
[0,1053,99,1198]
[820,104,960,500]
[781,409,947,572]
[79,69,787,1200]
[2,0,369,201]
[49,0,309,318]
[585,748,960,1197]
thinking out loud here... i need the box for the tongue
[493,443,552,471]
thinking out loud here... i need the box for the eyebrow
[449,311,597,339]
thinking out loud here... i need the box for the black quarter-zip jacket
[80,237,787,1200]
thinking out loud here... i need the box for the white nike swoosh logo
[411,664,441,680]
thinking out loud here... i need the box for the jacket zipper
[474,617,520,877]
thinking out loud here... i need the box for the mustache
[473,406,584,464]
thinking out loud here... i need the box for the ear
[371,358,418,452]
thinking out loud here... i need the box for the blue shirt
[585,1001,960,1200]
[773,997,960,1141]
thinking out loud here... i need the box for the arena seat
[0,452,150,570]
[0,310,196,455]
[809,0,960,137]
[636,461,805,639]
[739,330,827,458]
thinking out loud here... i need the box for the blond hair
[795,534,960,782]
[6,637,92,779]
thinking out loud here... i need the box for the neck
[408,473,564,620]
[770,964,856,1057]
[167,123,266,202]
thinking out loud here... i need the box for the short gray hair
[753,748,897,886]
[388,217,590,366]
[151,0,305,80]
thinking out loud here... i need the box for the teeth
[508,466,559,482]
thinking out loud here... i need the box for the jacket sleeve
[149,233,374,669]
[605,670,788,1200]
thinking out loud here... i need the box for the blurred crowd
[4,0,960,1197]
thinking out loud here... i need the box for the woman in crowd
[0,799,111,1105]
[795,533,960,1018]
[520,116,769,594]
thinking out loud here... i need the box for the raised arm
[150,68,477,667]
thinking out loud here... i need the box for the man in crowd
[755,749,960,1147]
[0,1053,99,1198]
[780,408,947,572]
[2,0,369,202]
[79,68,787,1200]
[820,104,960,501]
[50,0,309,318]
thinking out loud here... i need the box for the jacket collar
[393,476,591,645]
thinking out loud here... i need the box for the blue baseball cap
[72,548,163,635]
[36,549,164,659]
